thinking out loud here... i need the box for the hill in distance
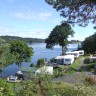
[0,36,45,44]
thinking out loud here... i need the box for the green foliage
[70,57,81,69]
[0,38,6,44]
[0,44,15,68]
[53,82,96,96]
[45,0,96,27]
[83,58,96,64]
[30,63,35,67]
[10,40,33,65]
[0,36,45,43]
[37,58,45,67]
[15,76,55,96]
[54,66,69,78]
[45,23,74,55]
[82,33,96,54]
[0,79,15,96]
[54,57,84,77]
[69,40,81,44]
[85,76,96,85]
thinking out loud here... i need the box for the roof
[20,67,38,73]
[55,55,74,59]
[55,56,65,59]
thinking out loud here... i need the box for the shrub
[54,82,95,96]
[30,63,34,67]
[83,58,91,64]
[85,76,96,85]
[37,58,45,67]
[53,66,70,78]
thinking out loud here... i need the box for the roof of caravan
[78,50,84,52]
[66,51,79,54]
[55,55,74,59]
[71,51,79,53]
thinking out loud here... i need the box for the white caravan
[55,55,74,65]
[78,50,84,56]
[66,51,80,59]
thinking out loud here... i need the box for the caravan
[55,55,74,65]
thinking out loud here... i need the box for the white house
[35,66,53,75]
[55,55,74,65]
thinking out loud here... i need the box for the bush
[53,66,70,78]
[37,58,45,67]
[94,68,96,74]
[85,76,96,85]
[30,63,34,67]
[83,58,91,64]
[53,82,95,96]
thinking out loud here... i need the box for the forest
[0,36,45,44]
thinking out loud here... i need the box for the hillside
[0,36,45,43]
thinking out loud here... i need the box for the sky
[0,0,95,41]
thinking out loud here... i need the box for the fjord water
[0,43,78,78]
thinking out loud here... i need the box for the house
[35,66,53,75]
[55,55,74,65]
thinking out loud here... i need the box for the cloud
[0,26,48,39]
[11,11,52,20]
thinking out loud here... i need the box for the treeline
[69,40,81,44]
[82,33,96,54]
[0,36,45,44]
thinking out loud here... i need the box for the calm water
[0,43,78,78]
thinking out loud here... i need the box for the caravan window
[79,52,82,54]
[65,59,70,61]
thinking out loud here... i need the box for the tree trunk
[62,46,67,55]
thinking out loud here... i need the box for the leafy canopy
[0,44,15,68]
[82,33,96,54]
[45,0,96,27]
[10,40,33,64]
[45,23,74,55]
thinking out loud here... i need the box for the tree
[10,40,33,67]
[82,33,96,54]
[0,44,15,68]
[37,58,45,67]
[45,23,74,55]
[45,0,96,27]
